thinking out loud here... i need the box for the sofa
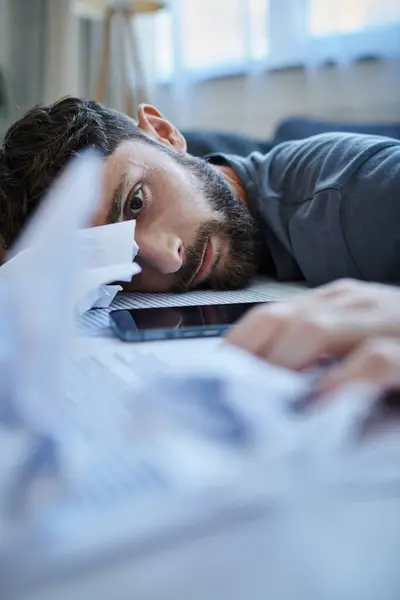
[183,117,400,158]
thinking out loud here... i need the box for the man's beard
[171,153,262,293]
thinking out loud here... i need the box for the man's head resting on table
[0,96,262,292]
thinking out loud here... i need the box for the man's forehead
[107,138,178,172]
[106,139,145,169]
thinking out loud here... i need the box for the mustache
[174,210,263,294]
[174,216,259,293]
[174,225,214,292]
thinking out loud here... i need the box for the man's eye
[126,187,144,217]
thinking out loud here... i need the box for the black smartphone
[110,301,265,342]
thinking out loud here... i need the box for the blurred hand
[317,337,400,394]
[226,279,400,391]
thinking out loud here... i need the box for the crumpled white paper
[1,190,140,315]
[74,220,140,314]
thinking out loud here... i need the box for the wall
[153,58,400,137]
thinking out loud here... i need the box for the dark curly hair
[0,96,151,249]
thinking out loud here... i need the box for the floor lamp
[74,0,165,115]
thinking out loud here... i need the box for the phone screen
[110,302,265,342]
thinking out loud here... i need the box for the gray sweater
[208,133,400,286]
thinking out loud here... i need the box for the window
[152,0,269,82]
[309,0,400,37]
[147,0,400,83]
[180,0,246,71]
[307,0,400,64]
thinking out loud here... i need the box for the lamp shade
[73,0,166,19]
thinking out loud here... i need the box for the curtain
[0,0,47,131]
[0,0,86,133]
[42,0,82,103]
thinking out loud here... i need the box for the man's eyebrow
[107,173,128,224]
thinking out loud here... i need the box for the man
[1,98,399,395]
[0,96,399,292]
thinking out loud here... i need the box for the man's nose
[137,233,185,274]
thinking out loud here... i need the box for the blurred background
[0,0,399,140]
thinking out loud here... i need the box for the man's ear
[137,104,187,152]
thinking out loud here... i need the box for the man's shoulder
[270,131,400,158]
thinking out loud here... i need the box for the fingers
[227,279,400,373]
[318,338,400,394]
[314,278,369,300]
[225,302,286,355]
[226,302,333,370]
[261,316,329,370]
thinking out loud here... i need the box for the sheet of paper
[75,262,141,315]
[2,207,141,316]
[0,336,304,562]
[113,284,277,309]
[76,285,122,315]
[3,334,390,600]
[91,285,122,308]
[78,220,139,269]
[1,153,103,430]
[75,219,140,314]
[78,277,287,334]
